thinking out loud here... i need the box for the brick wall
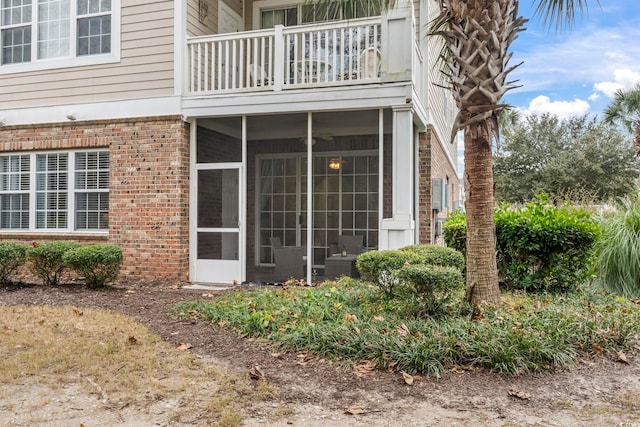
[0,116,190,283]
[418,127,460,244]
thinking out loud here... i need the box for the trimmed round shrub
[63,244,123,288]
[400,244,465,271]
[356,250,424,296]
[394,264,464,314]
[26,241,81,286]
[0,242,28,285]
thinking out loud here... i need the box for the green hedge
[63,244,123,288]
[0,242,28,285]
[26,241,82,286]
[444,197,601,292]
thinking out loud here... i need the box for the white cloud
[522,95,590,119]
[592,68,640,98]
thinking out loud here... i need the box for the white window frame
[252,0,379,29]
[0,0,120,75]
[0,148,109,233]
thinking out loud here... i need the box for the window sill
[0,231,109,242]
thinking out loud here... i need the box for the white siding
[0,0,175,109]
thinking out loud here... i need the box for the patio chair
[270,236,283,251]
[337,234,364,255]
[359,47,381,79]
[273,246,305,282]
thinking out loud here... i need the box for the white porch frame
[189,109,417,284]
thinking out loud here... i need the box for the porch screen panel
[197,169,239,260]
[258,157,298,264]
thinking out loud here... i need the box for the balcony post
[273,25,284,92]
[380,0,414,82]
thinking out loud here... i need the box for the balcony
[185,4,421,97]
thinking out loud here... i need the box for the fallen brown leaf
[397,323,410,337]
[249,365,265,380]
[401,370,414,385]
[177,342,193,351]
[127,335,139,345]
[373,315,385,322]
[344,313,358,322]
[507,389,531,400]
[344,405,366,415]
[354,359,377,377]
[617,351,630,364]
[592,343,603,355]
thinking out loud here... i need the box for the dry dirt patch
[0,305,277,426]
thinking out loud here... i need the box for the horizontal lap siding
[187,0,217,36]
[0,0,175,109]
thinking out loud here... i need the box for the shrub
[394,264,464,315]
[400,244,465,271]
[26,241,81,286]
[356,250,423,295]
[0,242,28,285]
[595,197,640,297]
[63,244,123,288]
[443,197,601,293]
[442,210,467,256]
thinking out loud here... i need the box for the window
[0,150,109,232]
[0,154,30,229]
[256,0,380,29]
[0,0,116,69]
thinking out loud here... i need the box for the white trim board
[0,96,182,126]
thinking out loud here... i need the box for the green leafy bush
[444,197,601,292]
[595,197,640,297]
[0,242,28,285]
[400,244,465,271]
[26,241,81,286]
[394,264,464,314]
[356,250,423,295]
[63,244,123,288]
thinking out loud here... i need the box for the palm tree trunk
[463,129,500,306]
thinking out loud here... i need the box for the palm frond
[533,0,600,31]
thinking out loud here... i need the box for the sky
[456,1,640,176]
[504,1,640,119]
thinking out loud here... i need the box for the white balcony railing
[187,18,384,95]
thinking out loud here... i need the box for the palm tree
[603,84,640,155]
[309,0,596,306]
[428,0,596,306]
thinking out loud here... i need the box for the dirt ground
[1,281,640,426]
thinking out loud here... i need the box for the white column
[241,115,247,282]
[380,105,415,249]
[306,112,313,285]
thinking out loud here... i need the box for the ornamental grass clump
[63,244,123,288]
[26,241,81,286]
[0,242,28,285]
[595,197,640,298]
